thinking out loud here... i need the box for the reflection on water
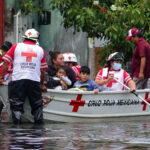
[0,120,150,150]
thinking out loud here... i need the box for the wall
[4,0,89,66]
[4,0,16,44]
[38,0,88,66]
[4,0,33,44]
[47,26,88,66]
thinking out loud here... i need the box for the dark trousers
[8,79,43,124]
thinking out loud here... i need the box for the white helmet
[23,28,39,41]
[63,52,77,63]
[107,52,124,62]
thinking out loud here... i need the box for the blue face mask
[113,63,122,70]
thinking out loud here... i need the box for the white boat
[1,83,150,123]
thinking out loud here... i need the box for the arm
[139,57,146,80]
[45,76,61,89]
[91,80,103,93]
[60,80,68,89]
[61,76,72,86]
[73,81,78,88]
[128,80,136,92]
[41,70,46,84]
[66,67,77,88]
[93,88,100,94]
[0,61,9,84]
[1,44,16,79]
[95,75,114,86]
[44,66,62,89]
[40,70,47,92]
[45,76,68,89]
[92,83,101,94]
[1,61,9,78]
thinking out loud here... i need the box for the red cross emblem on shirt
[141,93,150,111]
[104,75,117,87]
[107,79,117,87]
[21,48,37,62]
[69,94,85,112]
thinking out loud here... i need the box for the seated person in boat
[95,52,136,92]
[46,66,72,90]
[73,66,102,94]
[0,41,12,121]
[43,51,76,91]
[63,52,81,80]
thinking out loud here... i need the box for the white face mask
[113,62,122,70]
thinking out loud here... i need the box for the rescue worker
[63,52,81,80]
[0,29,48,124]
[95,52,136,92]
[0,41,12,121]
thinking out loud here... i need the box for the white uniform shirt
[95,67,132,91]
[3,41,48,82]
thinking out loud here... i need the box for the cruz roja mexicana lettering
[116,99,140,105]
[88,99,140,107]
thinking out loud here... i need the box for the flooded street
[0,120,150,150]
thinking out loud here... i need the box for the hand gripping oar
[113,77,150,106]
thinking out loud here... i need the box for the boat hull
[1,84,150,123]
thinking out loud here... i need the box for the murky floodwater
[1,120,150,150]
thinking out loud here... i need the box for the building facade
[1,0,89,67]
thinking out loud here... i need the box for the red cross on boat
[69,94,85,112]
[141,92,150,111]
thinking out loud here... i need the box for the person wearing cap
[0,41,12,121]
[63,52,81,80]
[0,29,48,124]
[126,28,150,89]
[95,52,136,91]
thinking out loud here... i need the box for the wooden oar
[113,77,150,106]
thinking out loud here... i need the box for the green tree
[18,0,150,63]
[17,0,45,15]
[50,0,150,63]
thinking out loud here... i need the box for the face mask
[113,63,122,70]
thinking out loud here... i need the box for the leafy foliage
[17,0,45,15]
[50,0,150,63]
[17,0,150,64]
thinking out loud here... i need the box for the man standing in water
[0,29,48,124]
[126,28,150,89]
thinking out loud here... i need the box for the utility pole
[0,0,4,46]
[88,38,96,80]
